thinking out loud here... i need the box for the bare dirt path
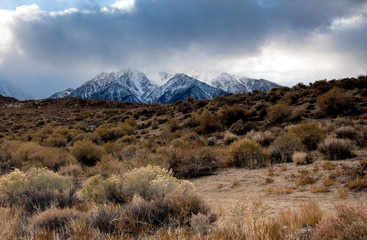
[191,160,367,218]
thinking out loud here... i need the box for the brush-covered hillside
[0,75,366,239]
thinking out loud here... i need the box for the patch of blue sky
[0,0,116,11]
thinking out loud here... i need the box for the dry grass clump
[335,126,357,140]
[313,204,367,240]
[292,151,307,165]
[310,186,330,193]
[70,140,106,166]
[289,122,326,150]
[318,138,355,160]
[321,161,337,170]
[270,132,303,163]
[295,176,316,185]
[266,187,293,194]
[348,177,367,191]
[322,178,335,186]
[225,138,268,168]
[267,103,292,123]
[31,207,79,233]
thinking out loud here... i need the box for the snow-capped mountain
[70,69,157,103]
[152,74,227,104]
[0,79,33,100]
[50,68,281,104]
[210,73,282,93]
[49,88,74,99]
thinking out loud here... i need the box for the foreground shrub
[270,132,303,163]
[90,186,210,236]
[31,207,79,233]
[317,87,353,115]
[70,140,106,166]
[168,146,221,178]
[226,138,268,168]
[318,138,354,160]
[313,204,367,240]
[81,175,131,204]
[2,141,75,171]
[0,168,72,202]
[12,189,79,214]
[267,103,292,123]
[289,122,326,150]
[123,165,194,199]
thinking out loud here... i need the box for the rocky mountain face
[210,73,282,93]
[49,88,74,99]
[50,69,281,104]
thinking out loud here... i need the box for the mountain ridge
[49,69,281,104]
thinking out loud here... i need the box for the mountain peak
[49,69,281,104]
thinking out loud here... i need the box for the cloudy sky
[0,0,367,98]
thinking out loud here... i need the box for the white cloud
[50,8,78,16]
[101,0,135,12]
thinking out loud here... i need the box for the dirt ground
[191,158,367,219]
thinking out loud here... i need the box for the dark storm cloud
[9,0,364,65]
[1,0,367,98]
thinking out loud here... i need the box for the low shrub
[267,103,292,123]
[318,138,354,160]
[70,140,106,166]
[335,126,356,140]
[166,188,211,226]
[11,189,79,214]
[292,152,307,165]
[313,204,367,240]
[289,122,326,150]
[0,168,72,202]
[219,105,248,126]
[246,130,275,147]
[229,119,254,135]
[317,87,353,115]
[44,133,68,147]
[123,165,194,199]
[269,132,303,163]
[31,207,79,233]
[81,175,132,204]
[90,205,123,234]
[168,147,222,178]
[196,113,222,134]
[225,138,269,168]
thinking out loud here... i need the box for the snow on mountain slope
[210,73,282,93]
[0,79,33,100]
[49,69,281,104]
[155,74,227,104]
[71,68,158,103]
[49,88,74,99]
